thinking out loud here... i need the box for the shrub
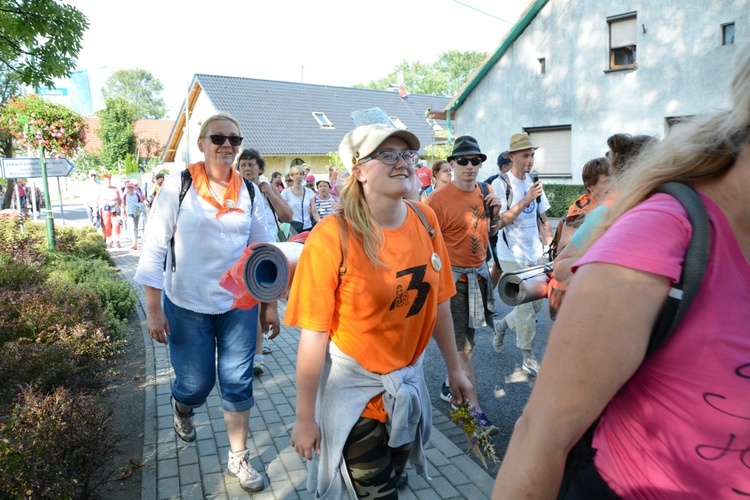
[0,386,114,499]
[0,341,78,404]
[0,217,112,266]
[0,281,103,342]
[0,323,114,404]
[47,253,136,323]
[544,184,586,218]
[0,218,47,266]
[0,253,47,290]
[54,224,112,264]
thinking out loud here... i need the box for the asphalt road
[37,196,92,229]
[423,289,552,474]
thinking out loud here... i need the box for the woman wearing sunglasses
[135,114,278,493]
[285,108,471,499]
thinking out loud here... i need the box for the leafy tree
[71,148,103,180]
[123,153,138,175]
[144,156,162,172]
[0,68,19,209]
[0,0,88,88]
[327,151,343,169]
[97,98,136,171]
[0,69,20,156]
[136,136,164,169]
[103,69,166,119]
[356,50,488,97]
[425,143,453,163]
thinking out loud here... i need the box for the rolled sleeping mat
[498,264,551,307]
[243,242,304,302]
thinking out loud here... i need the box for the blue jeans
[164,295,258,412]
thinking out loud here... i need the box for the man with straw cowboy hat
[490,132,553,377]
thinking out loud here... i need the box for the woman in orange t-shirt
[286,109,471,499]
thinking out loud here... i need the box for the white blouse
[135,171,269,314]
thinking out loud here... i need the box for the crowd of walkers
[126,47,748,499]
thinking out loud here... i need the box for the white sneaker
[227,450,264,492]
[522,357,540,377]
[261,333,272,354]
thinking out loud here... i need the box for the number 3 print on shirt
[390,265,430,318]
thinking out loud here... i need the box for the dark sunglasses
[455,157,483,166]
[207,134,243,146]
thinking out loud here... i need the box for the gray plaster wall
[455,0,749,183]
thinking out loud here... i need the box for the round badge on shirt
[431,252,442,272]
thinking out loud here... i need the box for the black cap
[497,151,511,167]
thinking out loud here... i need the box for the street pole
[39,145,55,250]
[57,177,65,225]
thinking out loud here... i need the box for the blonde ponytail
[339,174,386,268]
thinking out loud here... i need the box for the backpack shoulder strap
[477,182,491,219]
[168,169,194,272]
[336,213,349,279]
[499,173,512,208]
[647,182,710,355]
[178,169,192,207]
[499,173,513,248]
[242,177,255,211]
[404,199,436,239]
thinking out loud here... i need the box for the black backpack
[166,169,255,272]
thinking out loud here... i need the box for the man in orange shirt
[426,135,502,435]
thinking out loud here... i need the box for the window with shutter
[608,13,637,70]
[526,127,572,177]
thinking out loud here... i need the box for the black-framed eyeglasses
[361,150,419,166]
[206,134,243,146]
[455,157,483,166]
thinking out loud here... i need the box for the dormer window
[313,112,333,128]
[389,116,407,130]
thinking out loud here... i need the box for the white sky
[67,0,532,118]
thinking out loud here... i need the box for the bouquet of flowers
[449,403,499,469]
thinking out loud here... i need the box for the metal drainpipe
[446,110,453,144]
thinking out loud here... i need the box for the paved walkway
[109,237,496,499]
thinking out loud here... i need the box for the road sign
[1,157,75,179]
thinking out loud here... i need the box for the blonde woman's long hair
[582,46,750,252]
[338,172,386,268]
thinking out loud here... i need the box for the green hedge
[544,184,586,218]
